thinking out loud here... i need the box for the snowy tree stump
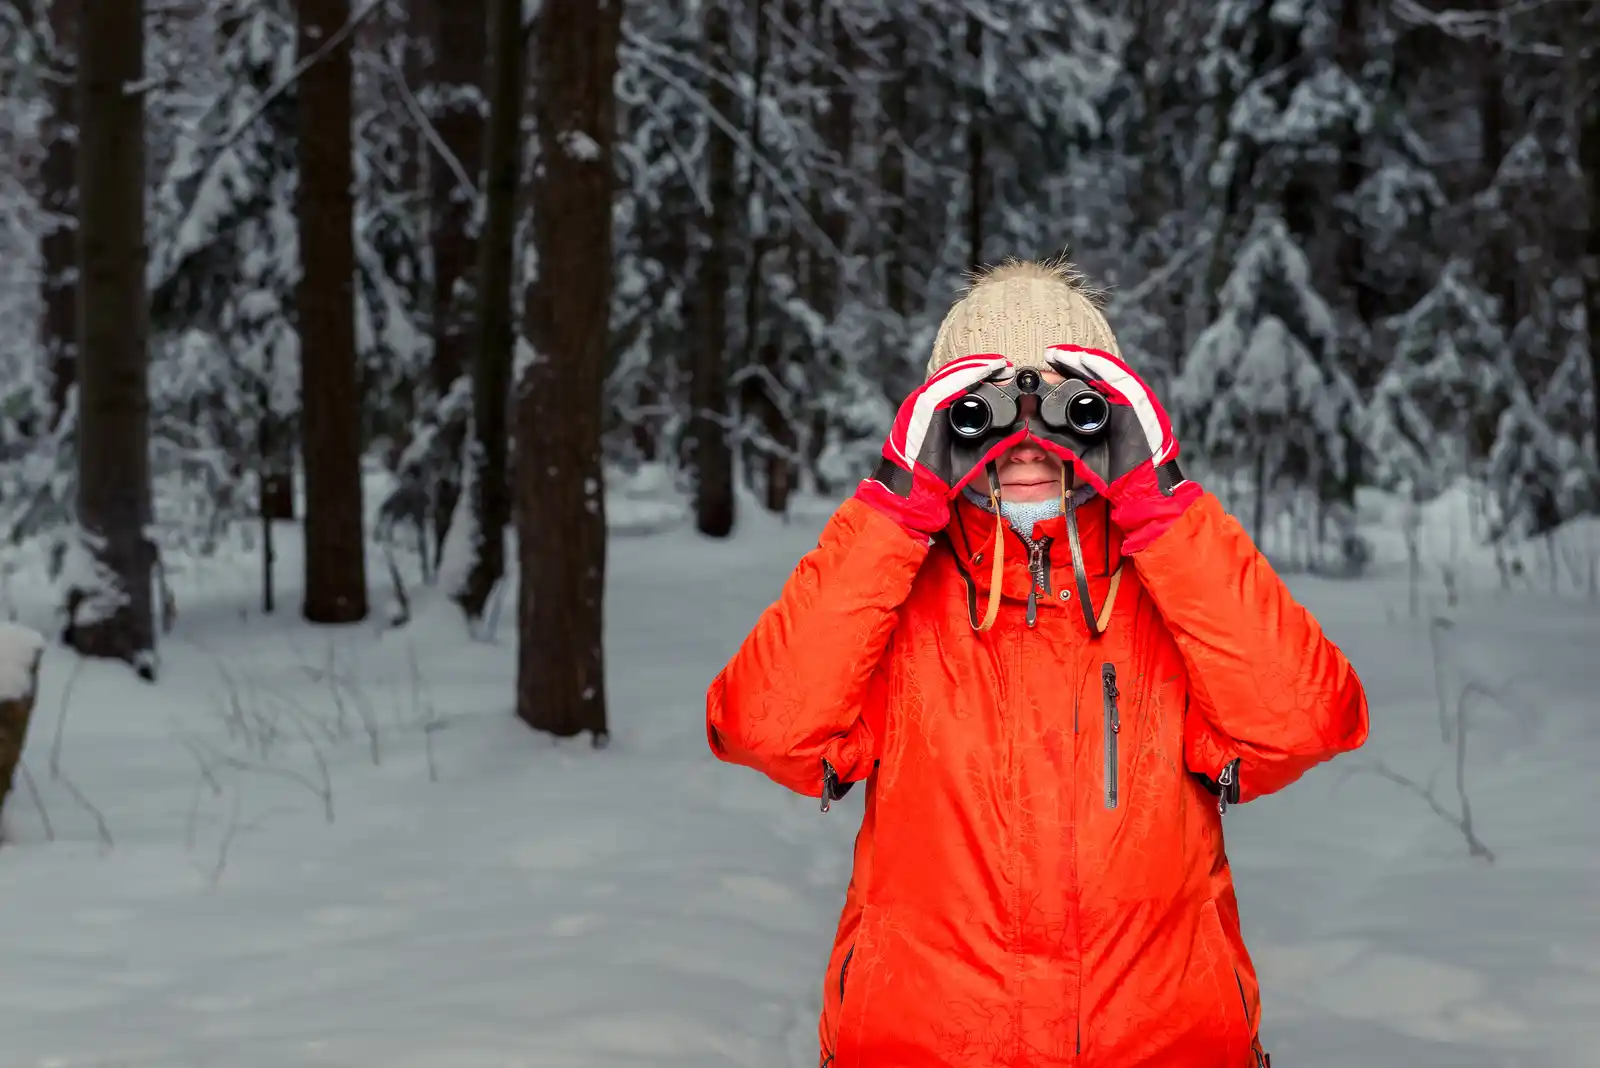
[0,624,46,822]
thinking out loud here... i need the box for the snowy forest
[0,2,1598,1065]
[0,0,1597,731]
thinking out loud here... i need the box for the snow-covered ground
[0,485,1597,1068]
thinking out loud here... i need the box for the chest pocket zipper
[1102,663,1119,809]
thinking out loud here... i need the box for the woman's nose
[1008,438,1047,462]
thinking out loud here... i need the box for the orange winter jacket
[706,490,1369,1068]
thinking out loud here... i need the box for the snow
[560,129,603,162]
[0,622,44,702]
[0,490,1597,1067]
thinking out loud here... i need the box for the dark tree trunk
[740,0,795,515]
[690,0,736,537]
[296,0,369,623]
[261,468,295,520]
[1328,0,1367,505]
[1477,23,1518,328]
[68,0,154,674]
[800,0,855,495]
[41,0,78,428]
[517,0,621,741]
[452,0,519,622]
[880,15,908,328]
[964,12,984,272]
[1582,86,1600,472]
[395,0,426,205]
[424,0,487,561]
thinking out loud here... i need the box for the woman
[705,259,1368,1067]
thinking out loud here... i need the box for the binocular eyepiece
[947,368,1111,441]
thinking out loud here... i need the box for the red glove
[1036,344,1202,554]
[856,353,1013,536]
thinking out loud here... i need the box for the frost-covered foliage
[1366,263,1507,499]
[1176,211,1364,567]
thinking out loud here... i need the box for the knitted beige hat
[927,257,1120,378]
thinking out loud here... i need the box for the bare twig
[382,59,477,204]
[1356,760,1494,862]
[175,733,226,796]
[210,0,387,156]
[404,640,441,783]
[1346,665,1513,864]
[16,760,54,841]
[1429,616,1455,744]
[48,655,85,779]
[208,782,243,886]
[56,769,113,851]
[216,751,333,824]
[321,644,352,740]
[324,654,382,766]
[383,539,412,628]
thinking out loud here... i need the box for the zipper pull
[1026,539,1049,628]
[1216,757,1241,815]
[821,758,841,813]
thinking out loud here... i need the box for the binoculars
[947,366,1111,440]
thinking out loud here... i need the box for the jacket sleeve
[1131,491,1370,803]
[706,497,927,799]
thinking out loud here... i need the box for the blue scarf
[962,481,1099,537]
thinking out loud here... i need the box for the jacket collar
[945,492,1124,603]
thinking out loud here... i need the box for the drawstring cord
[1063,469,1122,638]
[974,461,1005,632]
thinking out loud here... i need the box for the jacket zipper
[1101,663,1119,808]
[1021,533,1052,627]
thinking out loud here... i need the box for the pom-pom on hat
[927,256,1121,378]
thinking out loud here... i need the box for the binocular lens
[1065,390,1110,435]
[948,395,992,438]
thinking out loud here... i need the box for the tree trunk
[296,0,369,624]
[880,14,908,341]
[395,0,427,206]
[517,0,621,741]
[964,12,984,272]
[424,0,487,561]
[258,386,283,613]
[1333,0,1374,327]
[452,0,519,622]
[690,0,736,538]
[800,0,854,496]
[41,0,78,428]
[740,0,795,515]
[68,0,155,674]
[1582,87,1600,472]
